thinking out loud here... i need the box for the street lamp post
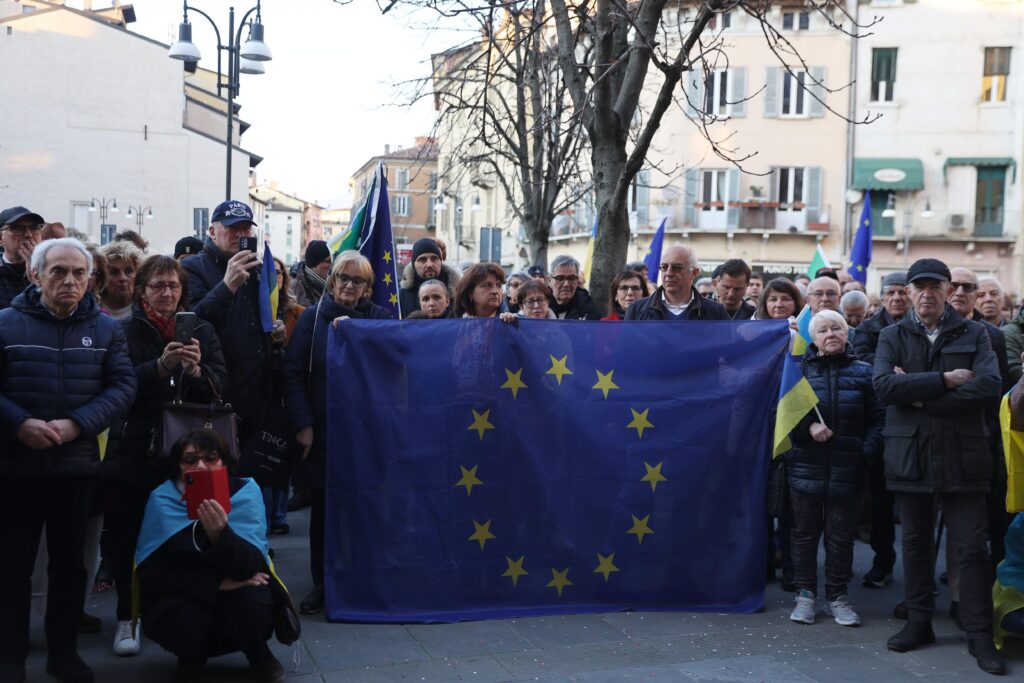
[168,1,272,201]
[125,205,154,234]
[88,197,118,244]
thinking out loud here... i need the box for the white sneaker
[790,589,816,624]
[824,595,861,627]
[113,619,140,656]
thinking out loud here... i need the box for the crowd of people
[1,199,1023,682]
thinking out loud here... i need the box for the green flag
[329,174,376,256]
[807,244,832,278]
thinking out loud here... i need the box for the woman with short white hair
[786,310,884,628]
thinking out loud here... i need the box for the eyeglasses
[659,263,690,273]
[146,282,182,292]
[808,290,839,299]
[1,224,44,236]
[523,297,548,307]
[618,285,643,293]
[551,275,578,284]
[336,274,368,287]
[950,281,978,293]
[180,453,222,466]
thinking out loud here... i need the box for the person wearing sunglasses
[134,429,288,683]
[0,205,45,311]
[624,244,728,321]
[282,250,389,617]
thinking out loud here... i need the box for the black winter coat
[624,286,730,321]
[183,239,272,424]
[873,305,1002,493]
[787,346,884,498]
[553,288,603,320]
[103,305,228,484]
[0,288,136,476]
[852,308,900,366]
[0,259,29,311]
[282,297,391,490]
[398,262,461,317]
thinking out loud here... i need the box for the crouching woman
[134,429,290,682]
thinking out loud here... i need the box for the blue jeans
[262,487,287,528]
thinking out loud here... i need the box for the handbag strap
[172,368,223,406]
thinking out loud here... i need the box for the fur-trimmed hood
[400,262,462,299]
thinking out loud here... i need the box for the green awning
[944,157,1016,182]
[852,158,925,191]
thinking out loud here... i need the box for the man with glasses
[806,276,842,315]
[624,244,727,320]
[874,258,1004,674]
[547,255,601,320]
[0,206,45,310]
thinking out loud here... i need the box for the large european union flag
[324,319,789,622]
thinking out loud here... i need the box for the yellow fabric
[1000,394,1024,512]
[993,577,1024,650]
[97,428,109,462]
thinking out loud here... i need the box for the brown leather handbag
[160,375,240,462]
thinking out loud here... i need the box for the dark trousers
[310,490,325,587]
[106,482,158,620]
[143,585,274,664]
[0,476,95,665]
[867,457,896,572]
[790,489,858,600]
[897,492,993,635]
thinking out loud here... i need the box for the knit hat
[412,237,442,262]
[880,271,908,289]
[304,240,331,266]
[174,236,204,259]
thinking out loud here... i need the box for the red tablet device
[184,467,232,520]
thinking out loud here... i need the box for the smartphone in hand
[174,312,198,345]
[184,467,231,519]
[238,235,257,253]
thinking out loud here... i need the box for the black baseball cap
[0,206,44,227]
[211,200,255,228]
[174,236,204,259]
[527,265,545,277]
[907,258,951,284]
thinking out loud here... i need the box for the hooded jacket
[0,258,29,311]
[0,287,136,476]
[873,305,1002,493]
[398,262,462,316]
[624,287,729,321]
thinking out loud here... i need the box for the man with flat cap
[0,206,45,310]
[873,258,1005,674]
[398,237,461,317]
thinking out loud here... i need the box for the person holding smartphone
[103,255,227,657]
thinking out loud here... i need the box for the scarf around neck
[141,298,176,343]
[303,266,327,298]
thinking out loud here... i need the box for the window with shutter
[781,70,807,116]
[871,48,897,102]
[704,70,730,117]
[983,47,1011,102]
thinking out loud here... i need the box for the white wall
[0,9,251,256]
[264,208,302,265]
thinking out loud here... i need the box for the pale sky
[123,0,470,209]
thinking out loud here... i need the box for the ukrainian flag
[1001,393,1024,512]
[773,305,818,457]
[258,241,279,333]
[581,216,598,284]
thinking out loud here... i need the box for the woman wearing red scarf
[101,254,228,659]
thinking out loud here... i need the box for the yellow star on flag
[856,265,864,272]
[546,567,573,596]
[383,250,392,263]
[626,408,654,439]
[389,292,398,304]
[592,369,620,399]
[500,368,527,399]
[502,556,528,586]
[641,461,667,492]
[467,409,495,440]
[546,355,573,385]
[455,464,483,496]
[627,514,654,543]
[468,519,495,549]
[593,553,620,582]
[383,272,393,286]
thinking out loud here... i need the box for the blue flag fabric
[324,319,790,622]
[848,192,872,284]
[258,241,278,333]
[359,162,401,318]
[643,218,667,287]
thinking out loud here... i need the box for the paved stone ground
[25,508,1024,682]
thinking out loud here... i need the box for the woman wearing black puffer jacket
[102,255,227,657]
[787,310,884,629]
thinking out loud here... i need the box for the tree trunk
[590,142,628,309]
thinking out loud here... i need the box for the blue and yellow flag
[258,241,278,333]
[581,216,599,284]
[643,218,667,287]
[1001,393,1024,512]
[773,305,818,457]
[323,318,790,622]
[847,191,872,284]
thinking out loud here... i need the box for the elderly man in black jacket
[183,201,272,433]
[873,258,1005,675]
[625,244,728,321]
[0,238,136,683]
[546,254,602,320]
[0,206,44,311]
